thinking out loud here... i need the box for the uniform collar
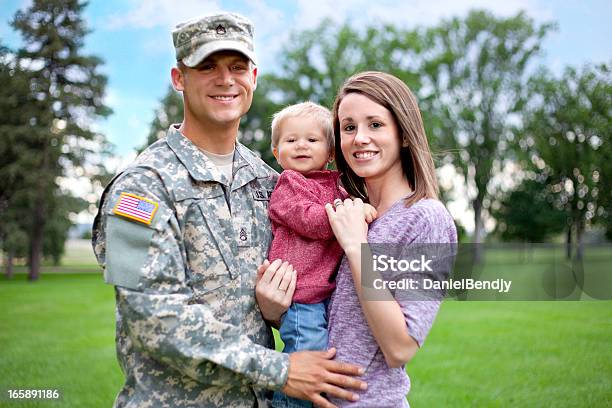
[234,143,269,178]
[166,125,228,184]
[165,125,269,185]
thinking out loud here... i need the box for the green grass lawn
[1,273,610,407]
[408,301,612,407]
[0,273,121,407]
[1,243,611,407]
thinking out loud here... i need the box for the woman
[257,71,456,407]
[323,71,457,407]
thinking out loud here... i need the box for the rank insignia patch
[113,192,159,225]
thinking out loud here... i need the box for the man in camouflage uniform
[93,12,364,408]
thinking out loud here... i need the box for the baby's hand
[363,203,378,224]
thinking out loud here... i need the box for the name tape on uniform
[113,192,159,225]
[252,189,273,201]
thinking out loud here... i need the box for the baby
[267,102,375,408]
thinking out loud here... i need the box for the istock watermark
[360,243,612,301]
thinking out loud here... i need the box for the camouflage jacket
[92,125,287,407]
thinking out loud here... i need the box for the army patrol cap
[173,12,257,68]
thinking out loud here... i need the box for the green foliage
[494,178,567,242]
[43,192,88,265]
[262,18,421,107]
[454,220,468,243]
[0,43,38,264]
[139,84,183,153]
[4,0,112,278]
[520,63,611,246]
[240,76,285,168]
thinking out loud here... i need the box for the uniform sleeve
[97,170,289,390]
[269,170,335,240]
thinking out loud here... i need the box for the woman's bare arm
[326,198,418,368]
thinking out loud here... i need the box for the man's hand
[283,348,367,408]
[255,259,296,327]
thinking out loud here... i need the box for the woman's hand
[255,259,296,327]
[325,198,369,256]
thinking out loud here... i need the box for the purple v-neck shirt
[328,198,457,407]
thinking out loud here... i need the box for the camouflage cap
[172,13,256,68]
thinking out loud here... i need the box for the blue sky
[1,0,611,160]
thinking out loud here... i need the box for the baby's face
[273,116,332,173]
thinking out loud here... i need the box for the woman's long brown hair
[332,71,438,207]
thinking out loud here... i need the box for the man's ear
[252,66,258,91]
[171,66,185,92]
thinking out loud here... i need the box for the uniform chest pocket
[179,186,239,296]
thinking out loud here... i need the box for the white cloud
[294,0,553,30]
[100,0,289,71]
[295,0,345,27]
[98,0,553,74]
[105,0,222,30]
[242,0,287,71]
[103,87,119,107]
[103,152,138,175]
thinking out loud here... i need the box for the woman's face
[338,92,403,181]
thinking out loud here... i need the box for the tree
[138,84,183,153]
[239,76,285,168]
[494,177,566,242]
[419,10,555,256]
[0,42,37,278]
[10,0,111,280]
[519,63,611,258]
[259,19,421,108]
[43,192,88,265]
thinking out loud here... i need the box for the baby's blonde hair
[270,101,334,149]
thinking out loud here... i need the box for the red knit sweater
[268,170,348,304]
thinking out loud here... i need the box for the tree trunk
[28,200,45,281]
[576,219,585,262]
[473,197,484,264]
[565,224,573,260]
[4,249,14,279]
[28,134,50,282]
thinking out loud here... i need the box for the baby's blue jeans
[271,299,330,408]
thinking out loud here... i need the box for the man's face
[173,51,257,129]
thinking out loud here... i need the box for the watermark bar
[360,243,612,301]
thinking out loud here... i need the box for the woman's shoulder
[407,198,452,219]
[392,198,457,243]
[390,198,446,220]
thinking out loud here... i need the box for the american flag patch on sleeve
[112,192,159,225]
